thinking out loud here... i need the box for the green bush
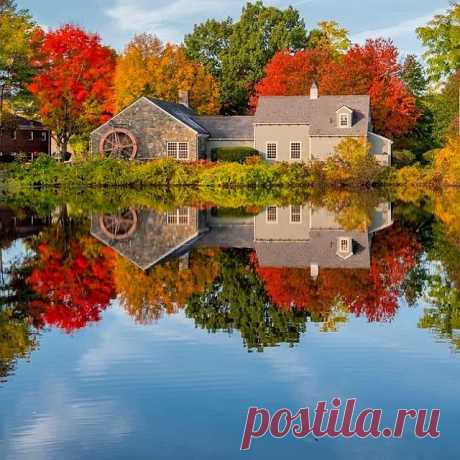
[393,149,417,168]
[211,146,259,163]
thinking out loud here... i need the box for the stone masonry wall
[90,98,198,161]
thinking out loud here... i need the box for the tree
[28,25,116,159]
[0,2,36,144]
[184,18,233,80]
[250,48,333,109]
[114,33,162,112]
[218,1,308,113]
[114,37,219,114]
[320,39,420,137]
[416,3,460,82]
[306,20,351,58]
[432,135,460,185]
[400,54,427,97]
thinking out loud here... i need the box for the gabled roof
[145,97,210,135]
[255,230,371,269]
[255,95,370,136]
[195,116,255,139]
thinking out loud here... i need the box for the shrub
[393,149,417,168]
[392,165,429,185]
[211,146,259,163]
[432,136,460,185]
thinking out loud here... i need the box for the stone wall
[90,98,198,161]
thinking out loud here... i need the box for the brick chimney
[178,90,189,108]
[310,82,318,100]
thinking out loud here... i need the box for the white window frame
[11,130,16,140]
[266,142,278,160]
[338,237,351,253]
[290,141,302,160]
[266,206,278,223]
[167,141,189,160]
[166,207,190,225]
[339,114,350,128]
[290,205,302,224]
[28,131,34,141]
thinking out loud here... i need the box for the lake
[1,187,460,459]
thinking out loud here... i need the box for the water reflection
[1,191,460,378]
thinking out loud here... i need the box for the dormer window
[340,114,349,127]
[336,236,353,259]
[336,106,353,128]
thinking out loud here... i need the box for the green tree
[400,54,427,96]
[186,250,309,351]
[0,2,36,139]
[306,20,351,58]
[184,18,233,80]
[416,3,460,82]
[189,1,308,113]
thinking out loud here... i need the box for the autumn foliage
[26,237,116,333]
[253,39,419,138]
[253,225,421,322]
[28,24,116,155]
[115,35,219,114]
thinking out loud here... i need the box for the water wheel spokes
[99,128,138,160]
[99,209,139,240]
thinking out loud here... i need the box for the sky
[17,0,450,57]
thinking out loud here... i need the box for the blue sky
[18,0,449,57]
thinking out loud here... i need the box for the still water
[1,188,460,459]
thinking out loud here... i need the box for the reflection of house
[90,207,204,270]
[90,203,392,273]
[90,84,392,165]
[0,207,49,242]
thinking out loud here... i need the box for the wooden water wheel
[99,128,138,160]
[99,209,139,240]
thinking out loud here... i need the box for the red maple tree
[29,24,116,158]
[252,39,419,138]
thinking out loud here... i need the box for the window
[178,142,189,160]
[266,206,277,223]
[266,142,277,160]
[290,142,301,160]
[290,205,302,223]
[167,142,189,160]
[338,237,351,253]
[41,131,47,142]
[339,114,349,127]
[10,130,16,140]
[166,208,190,225]
[28,131,34,141]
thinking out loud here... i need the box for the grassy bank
[3,153,386,189]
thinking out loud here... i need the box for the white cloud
[350,9,443,44]
[105,0,243,43]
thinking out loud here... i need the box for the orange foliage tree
[115,35,219,114]
[29,24,116,158]
[113,248,221,324]
[26,236,116,333]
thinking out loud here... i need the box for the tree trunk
[59,140,68,161]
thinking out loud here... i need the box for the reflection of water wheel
[99,128,137,160]
[99,209,138,240]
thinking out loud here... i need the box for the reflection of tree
[419,275,460,349]
[0,308,38,381]
[254,225,421,322]
[186,250,310,351]
[114,248,221,324]
[25,236,116,333]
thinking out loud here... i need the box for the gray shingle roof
[146,97,210,135]
[255,230,371,269]
[195,116,255,139]
[255,95,370,136]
